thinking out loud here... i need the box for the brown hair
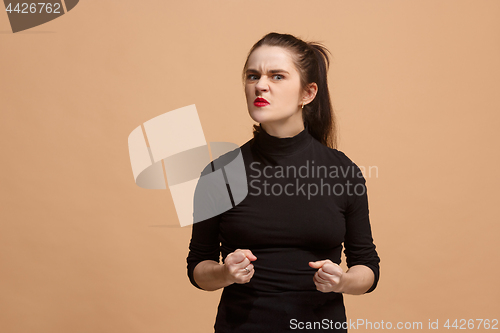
[242,32,337,149]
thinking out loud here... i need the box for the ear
[301,82,318,106]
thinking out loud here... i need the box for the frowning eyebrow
[245,68,290,75]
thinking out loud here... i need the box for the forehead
[246,45,296,72]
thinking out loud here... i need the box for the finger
[228,257,250,271]
[321,263,342,275]
[308,261,323,268]
[315,283,330,293]
[312,275,330,292]
[317,268,341,285]
[230,251,249,264]
[237,266,255,283]
[239,264,254,280]
[238,257,251,268]
[314,270,331,284]
[239,249,257,261]
[243,263,255,274]
[241,266,252,275]
[308,260,330,268]
[242,270,254,283]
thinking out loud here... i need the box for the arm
[187,162,227,290]
[342,172,380,294]
[187,160,257,291]
[186,184,258,291]
[193,249,257,291]
[186,215,222,290]
[339,265,375,295]
[192,260,232,291]
[309,159,380,294]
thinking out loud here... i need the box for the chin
[247,107,270,124]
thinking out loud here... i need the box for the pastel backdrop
[1,1,499,332]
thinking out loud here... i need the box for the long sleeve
[186,161,225,290]
[186,214,221,290]
[342,161,380,294]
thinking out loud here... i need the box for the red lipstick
[254,97,270,107]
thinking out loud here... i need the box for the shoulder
[199,142,245,177]
[310,139,359,167]
[311,140,366,182]
[330,148,359,170]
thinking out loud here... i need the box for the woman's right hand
[223,249,257,284]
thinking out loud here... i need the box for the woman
[187,32,380,332]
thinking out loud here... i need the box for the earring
[301,102,305,109]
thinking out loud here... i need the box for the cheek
[283,88,299,104]
[244,86,253,101]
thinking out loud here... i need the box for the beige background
[1,1,499,332]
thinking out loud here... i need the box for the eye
[247,74,259,80]
[272,74,284,80]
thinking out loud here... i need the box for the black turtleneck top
[186,124,380,332]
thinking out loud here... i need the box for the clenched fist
[224,249,257,284]
[309,259,344,293]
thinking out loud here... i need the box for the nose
[254,75,270,93]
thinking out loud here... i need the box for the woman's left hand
[308,260,344,293]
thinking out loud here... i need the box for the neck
[253,121,311,156]
[260,119,305,138]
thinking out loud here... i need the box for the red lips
[254,97,270,107]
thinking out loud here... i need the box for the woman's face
[244,45,307,134]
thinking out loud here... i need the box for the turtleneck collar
[254,122,313,156]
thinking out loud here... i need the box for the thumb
[308,260,327,269]
[242,250,257,261]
